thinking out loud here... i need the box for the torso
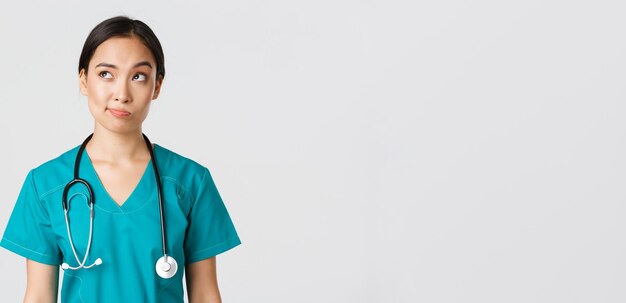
[2,143,240,302]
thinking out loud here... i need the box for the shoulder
[153,144,212,187]
[28,145,81,197]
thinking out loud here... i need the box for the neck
[85,126,150,163]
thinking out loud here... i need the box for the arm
[185,257,221,303]
[24,259,59,303]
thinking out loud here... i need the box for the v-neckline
[80,144,158,213]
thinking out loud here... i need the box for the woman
[1,16,241,302]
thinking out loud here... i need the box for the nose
[114,79,131,103]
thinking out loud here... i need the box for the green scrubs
[1,144,241,302]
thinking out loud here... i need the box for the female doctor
[0,16,241,302]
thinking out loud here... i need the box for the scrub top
[0,143,241,302]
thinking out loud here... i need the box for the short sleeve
[0,170,62,265]
[184,168,241,264]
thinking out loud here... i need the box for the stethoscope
[60,133,178,279]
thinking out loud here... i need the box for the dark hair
[78,16,165,78]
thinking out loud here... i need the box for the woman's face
[79,35,162,135]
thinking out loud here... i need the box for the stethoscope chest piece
[156,255,178,279]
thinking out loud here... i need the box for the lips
[108,108,131,117]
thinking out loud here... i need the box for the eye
[132,73,147,81]
[98,71,113,79]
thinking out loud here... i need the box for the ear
[79,69,88,96]
[152,75,164,100]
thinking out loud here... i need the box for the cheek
[86,98,100,119]
[86,80,111,102]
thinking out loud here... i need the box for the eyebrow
[95,61,153,69]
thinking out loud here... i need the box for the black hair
[78,16,165,78]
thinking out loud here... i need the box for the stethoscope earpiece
[61,258,102,270]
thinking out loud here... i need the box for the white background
[1,0,625,302]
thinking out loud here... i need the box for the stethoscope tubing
[143,134,169,259]
[62,203,96,269]
[61,133,176,278]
